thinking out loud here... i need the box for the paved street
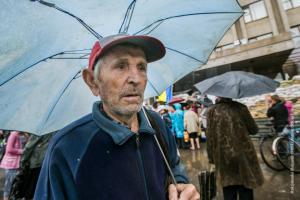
[0,139,298,199]
[180,139,300,200]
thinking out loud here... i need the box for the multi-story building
[174,0,300,92]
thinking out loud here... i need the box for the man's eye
[138,63,147,71]
[116,63,127,69]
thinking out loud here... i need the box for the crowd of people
[1,93,293,200]
[149,93,294,200]
[0,130,54,200]
[151,96,212,151]
[0,96,294,200]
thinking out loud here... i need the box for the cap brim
[100,35,166,63]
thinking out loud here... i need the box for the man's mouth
[121,93,141,102]
[123,94,140,98]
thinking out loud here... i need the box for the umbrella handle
[142,107,177,185]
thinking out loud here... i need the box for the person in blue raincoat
[167,105,176,134]
[173,103,185,148]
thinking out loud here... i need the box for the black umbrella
[194,71,280,99]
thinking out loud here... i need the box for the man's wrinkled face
[95,45,147,117]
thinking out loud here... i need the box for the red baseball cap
[88,34,166,70]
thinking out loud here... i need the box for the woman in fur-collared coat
[206,97,264,200]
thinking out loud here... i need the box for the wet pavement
[0,139,298,199]
[180,138,300,200]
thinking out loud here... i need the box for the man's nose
[127,66,145,84]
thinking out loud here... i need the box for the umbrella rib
[0,49,89,86]
[262,79,280,91]
[49,57,87,60]
[118,0,134,33]
[134,11,244,35]
[143,21,164,35]
[35,0,103,39]
[58,52,89,55]
[251,73,279,91]
[79,53,91,59]
[165,47,205,64]
[49,52,91,59]
[0,52,62,86]
[49,51,91,59]
[147,80,160,96]
[63,49,91,53]
[38,69,82,133]
[118,0,137,33]
[195,79,223,96]
[124,1,137,33]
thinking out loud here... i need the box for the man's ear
[82,69,100,96]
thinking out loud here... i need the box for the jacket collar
[92,101,155,145]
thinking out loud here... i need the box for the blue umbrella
[0,0,243,135]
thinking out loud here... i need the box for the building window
[243,1,268,23]
[290,27,300,37]
[282,0,300,10]
[248,33,273,43]
[243,9,252,23]
[214,47,222,52]
[221,43,235,50]
[256,33,273,40]
[248,38,257,43]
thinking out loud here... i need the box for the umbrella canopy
[0,0,243,135]
[194,71,280,99]
[168,97,185,105]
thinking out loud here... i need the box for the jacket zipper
[136,133,150,200]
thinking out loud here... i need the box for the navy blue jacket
[34,102,188,200]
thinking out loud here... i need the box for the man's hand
[168,183,200,200]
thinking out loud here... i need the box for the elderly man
[34,34,199,200]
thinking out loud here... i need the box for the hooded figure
[172,103,185,148]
